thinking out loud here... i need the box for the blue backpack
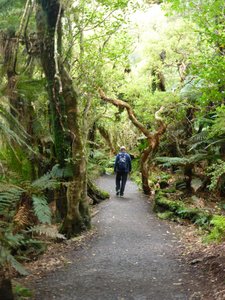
[117,153,127,171]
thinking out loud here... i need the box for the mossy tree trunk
[36,0,90,237]
[98,88,166,195]
[60,66,91,236]
[87,179,110,204]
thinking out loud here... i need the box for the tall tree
[36,0,90,237]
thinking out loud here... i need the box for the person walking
[114,146,132,197]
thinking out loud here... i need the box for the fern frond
[32,195,51,224]
[0,247,28,276]
[188,153,209,163]
[155,156,190,166]
[13,203,31,229]
[2,231,24,249]
[31,225,66,240]
[31,173,59,191]
[51,164,73,178]
[0,105,27,138]
[155,153,208,167]
[205,137,225,149]
[0,105,35,153]
[0,184,24,215]
[188,131,208,151]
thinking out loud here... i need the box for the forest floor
[18,175,225,300]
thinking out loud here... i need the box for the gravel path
[31,175,206,300]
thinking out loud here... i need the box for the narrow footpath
[31,175,207,300]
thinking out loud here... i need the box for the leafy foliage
[207,160,225,191]
[0,245,28,276]
[0,105,29,149]
[0,172,60,276]
[31,172,59,191]
[13,283,33,299]
[205,215,225,242]
[30,224,66,240]
[0,0,26,29]
[0,184,24,216]
[32,195,51,224]
[155,153,208,167]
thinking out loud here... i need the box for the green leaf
[0,247,28,275]
[31,173,59,190]
[32,195,51,224]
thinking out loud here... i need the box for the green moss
[154,193,184,212]
[154,192,225,242]
[157,211,175,220]
[164,187,176,193]
[87,179,109,204]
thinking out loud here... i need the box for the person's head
[120,146,126,152]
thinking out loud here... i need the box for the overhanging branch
[98,88,151,138]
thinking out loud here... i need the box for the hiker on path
[114,146,132,197]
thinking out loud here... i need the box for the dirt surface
[27,175,221,300]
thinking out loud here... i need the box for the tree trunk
[36,0,90,237]
[60,67,91,236]
[140,146,152,195]
[98,125,116,155]
[151,67,166,93]
[0,275,14,300]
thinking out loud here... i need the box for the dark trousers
[116,172,128,195]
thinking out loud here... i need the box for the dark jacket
[114,151,132,173]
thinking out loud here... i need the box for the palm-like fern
[0,184,24,216]
[0,104,33,153]
[0,244,28,276]
[188,130,208,151]
[155,153,208,167]
[31,172,59,191]
[32,195,51,224]
[0,173,61,276]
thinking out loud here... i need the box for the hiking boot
[120,193,124,197]
[116,190,120,196]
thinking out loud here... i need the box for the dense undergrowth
[154,191,225,243]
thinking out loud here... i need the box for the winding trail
[32,175,206,300]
